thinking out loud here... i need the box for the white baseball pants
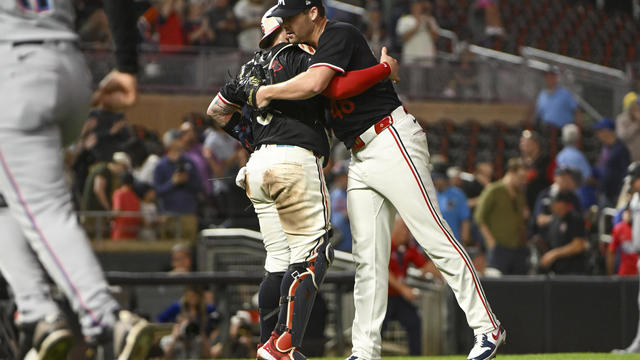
[0,42,119,337]
[244,145,331,271]
[347,106,500,360]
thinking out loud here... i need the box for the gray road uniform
[0,0,137,340]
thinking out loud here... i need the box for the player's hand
[255,86,271,108]
[91,70,138,111]
[380,47,400,83]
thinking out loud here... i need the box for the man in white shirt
[395,0,439,65]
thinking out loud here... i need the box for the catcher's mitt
[235,53,269,108]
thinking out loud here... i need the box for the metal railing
[77,210,195,241]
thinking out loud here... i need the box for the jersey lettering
[329,99,355,120]
[18,0,52,12]
[271,60,284,77]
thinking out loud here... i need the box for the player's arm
[257,66,337,106]
[93,0,139,110]
[207,93,242,128]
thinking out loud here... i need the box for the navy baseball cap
[269,0,323,18]
[593,117,615,131]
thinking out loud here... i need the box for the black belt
[12,40,77,48]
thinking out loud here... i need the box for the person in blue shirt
[594,117,631,207]
[556,124,592,181]
[154,129,202,240]
[329,161,352,252]
[432,163,471,244]
[535,66,580,128]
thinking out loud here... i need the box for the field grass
[221,355,640,360]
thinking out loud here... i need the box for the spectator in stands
[432,163,471,244]
[111,172,141,240]
[181,117,212,195]
[183,0,216,46]
[520,130,553,211]
[140,0,188,50]
[233,0,265,52]
[538,190,588,274]
[330,161,352,252]
[607,208,638,276]
[157,285,219,359]
[170,242,194,273]
[154,129,201,241]
[136,183,159,241]
[85,109,131,163]
[82,151,132,212]
[462,158,494,210]
[383,217,441,356]
[593,117,631,207]
[396,0,439,65]
[530,167,582,248]
[556,124,592,182]
[616,93,640,162]
[203,123,248,225]
[535,66,580,128]
[363,1,389,56]
[76,4,111,47]
[206,0,239,48]
[474,158,529,275]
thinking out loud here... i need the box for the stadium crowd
[0,0,636,358]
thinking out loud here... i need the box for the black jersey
[220,43,330,159]
[309,21,402,148]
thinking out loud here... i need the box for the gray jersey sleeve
[0,0,77,41]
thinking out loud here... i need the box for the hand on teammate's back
[91,70,138,111]
[380,47,400,83]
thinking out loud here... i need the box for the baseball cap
[269,0,323,18]
[623,91,638,110]
[259,6,283,49]
[593,117,615,131]
[112,151,132,170]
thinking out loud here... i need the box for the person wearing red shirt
[608,209,638,275]
[111,172,141,240]
[384,217,441,355]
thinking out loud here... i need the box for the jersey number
[330,99,355,120]
[18,0,51,12]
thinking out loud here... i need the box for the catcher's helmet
[259,6,283,49]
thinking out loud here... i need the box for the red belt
[352,116,394,152]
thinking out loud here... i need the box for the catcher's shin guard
[275,236,334,352]
[259,271,285,344]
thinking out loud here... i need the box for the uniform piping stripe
[216,92,242,109]
[387,125,498,328]
[0,147,104,327]
[316,158,330,232]
[309,63,345,74]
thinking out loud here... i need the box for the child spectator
[111,172,141,240]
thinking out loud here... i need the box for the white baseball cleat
[467,325,507,360]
